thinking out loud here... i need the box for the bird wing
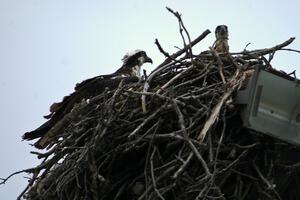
[43,74,115,120]
[74,74,114,91]
[23,76,139,149]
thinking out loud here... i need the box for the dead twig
[14,10,300,199]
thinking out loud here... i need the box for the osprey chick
[214,25,229,53]
[23,50,152,149]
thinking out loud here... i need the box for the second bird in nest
[214,25,229,53]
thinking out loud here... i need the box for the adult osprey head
[214,25,229,53]
[22,49,152,149]
[116,50,153,78]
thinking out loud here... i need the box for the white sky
[1,0,300,198]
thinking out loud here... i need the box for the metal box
[236,66,300,146]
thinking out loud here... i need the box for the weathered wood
[2,8,300,200]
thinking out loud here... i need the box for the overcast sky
[1,0,300,199]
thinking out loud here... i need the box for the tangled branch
[2,7,300,200]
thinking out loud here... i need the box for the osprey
[213,25,229,53]
[23,50,152,149]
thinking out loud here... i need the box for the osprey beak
[145,56,153,64]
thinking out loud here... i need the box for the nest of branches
[3,8,300,200]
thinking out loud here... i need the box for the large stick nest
[3,9,300,200]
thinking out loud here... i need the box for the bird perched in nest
[23,50,152,149]
[213,25,229,53]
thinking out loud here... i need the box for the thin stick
[241,37,295,58]
[197,69,247,142]
[210,47,226,83]
[153,29,211,73]
[142,29,211,112]
[166,7,193,59]
[156,64,195,94]
[128,107,162,138]
[150,148,166,200]
[172,100,211,176]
